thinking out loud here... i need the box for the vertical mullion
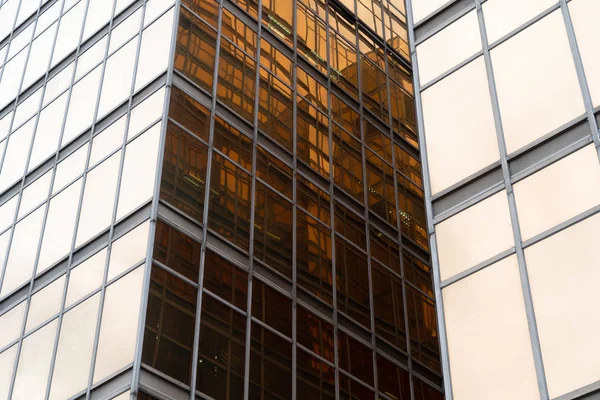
[403,0,453,398]
[475,1,549,399]
[189,0,224,396]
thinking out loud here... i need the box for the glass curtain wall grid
[0,0,443,399]
[408,0,600,400]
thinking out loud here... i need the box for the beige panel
[526,213,600,398]
[411,0,450,24]
[515,144,600,240]
[483,0,557,43]
[570,0,600,107]
[436,191,514,280]
[443,256,539,400]
[492,11,584,154]
[417,10,481,85]
[421,57,499,195]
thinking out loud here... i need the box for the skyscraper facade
[0,0,443,399]
[407,0,600,399]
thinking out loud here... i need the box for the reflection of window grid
[397,174,428,251]
[297,102,330,178]
[217,40,256,122]
[372,262,406,349]
[335,237,371,328]
[366,150,397,226]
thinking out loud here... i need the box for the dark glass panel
[296,306,334,362]
[213,116,253,171]
[296,210,333,304]
[153,219,201,282]
[182,0,219,29]
[231,0,259,19]
[296,347,335,400]
[404,250,433,297]
[369,226,400,275]
[217,40,256,123]
[160,122,208,223]
[261,0,294,47]
[397,173,428,251]
[297,100,330,179]
[208,153,252,251]
[329,31,359,100]
[222,8,257,56]
[395,143,422,187]
[296,3,327,73]
[334,202,366,250]
[360,55,389,121]
[335,238,370,328]
[296,67,328,113]
[253,183,293,278]
[257,146,294,196]
[260,41,293,87]
[413,376,444,400]
[357,0,383,37]
[406,286,441,373]
[389,80,418,148]
[197,294,246,400]
[339,374,375,400]
[332,126,364,203]
[169,86,210,142]
[364,120,392,164]
[384,6,409,60]
[372,263,406,350]
[331,94,361,139]
[376,355,411,400]
[203,249,248,310]
[175,7,217,93]
[142,266,197,385]
[138,393,161,400]
[297,174,330,226]
[366,149,397,226]
[338,331,374,386]
[251,279,292,337]
[249,322,293,400]
[257,69,293,151]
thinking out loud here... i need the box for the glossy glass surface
[483,0,557,43]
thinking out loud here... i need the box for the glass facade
[409,0,600,399]
[0,0,442,399]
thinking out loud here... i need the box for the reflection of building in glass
[0,0,442,399]
[409,1,600,400]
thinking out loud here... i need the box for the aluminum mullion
[290,0,298,398]
[405,0,454,398]
[83,0,140,397]
[475,1,549,398]
[129,0,180,395]
[189,1,224,397]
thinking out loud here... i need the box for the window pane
[208,153,252,251]
[29,93,69,171]
[135,9,175,91]
[160,122,208,222]
[435,191,514,280]
[411,0,447,24]
[108,221,150,280]
[25,276,65,333]
[153,219,201,282]
[296,346,335,400]
[169,87,210,142]
[53,143,88,195]
[12,320,57,399]
[129,87,166,140]
[421,57,498,194]
[213,116,253,170]
[483,0,557,44]
[90,116,126,167]
[571,0,600,108]
[297,174,330,226]
[492,11,584,154]
[203,249,248,310]
[335,238,370,328]
[0,301,26,350]
[372,263,406,350]
[334,202,366,250]
[98,37,137,118]
[258,68,293,151]
[376,355,411,400]
[338,331,373,386]
[525,213,600,398]
[49,293,100,400]
[142,266,197,385]
[0,119,35,192]
[416,10,481,85]
[0,345,17,400]
[296,306,334,362]
[252,279,292,337]
[94,266,144,383]
[217,40,256,123]
[62,66,102,146]
[256,146,292,199]
[442,256,539,400]
[65,248,107,307]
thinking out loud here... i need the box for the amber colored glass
[335,237,370,328]
[262,0,294,47]
[260,41,293,87]
[142,266,197,385]
[398,174,428,251]
[334,202,367,250]
[222,8,257,56]
[296,67,328,114]
[153,219,201,282]
[296,347,336,400]
[372,262,407,350]
[395,143,422,187]
[389,80,418,148]
[364,120,392,164]
[296,210,333,304]
[296,3,328,73]
[175,7,217,94]
[213,116,253,171]
[249,322,293,400]
[208,153,252,251]
[331,94,361,139]
[329,31,359,101]
[252,279,292,337]
[160,122,209,223]
[296,100,330,178]
[377,355,412,400]
[196,294,246,399]
[169,86,210,142]
[338,330,374,385]
[404,250,433,297]
[369,226,401,274]
[203,249,248,310]
[256,146,293,199]
[339,374,375,400]
[297,174,330,226]
[217,40,256,123]
[182,0,219,29]
[332,128,364,203]
[258,69,293,151]
[406,286,441,373]
[413,376,444,400]
[297,306,334,362]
